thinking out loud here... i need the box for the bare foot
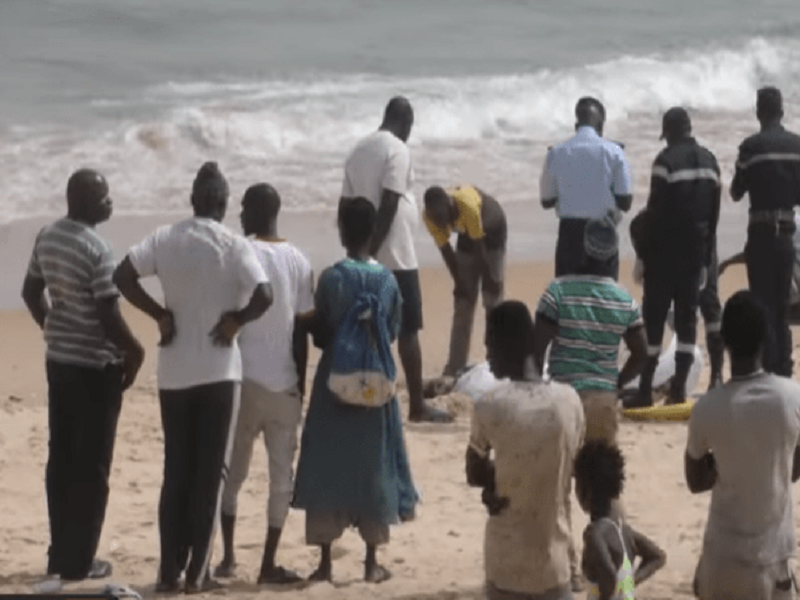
[257,565,303,585]
[307,565,332,583]
[365,563,392,583]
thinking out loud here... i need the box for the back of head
[381,96,414,141]
[242,183,281,234]
[486,301,534,365]
[756,86,783,122]
[660,106,692,142]
[191,161,229,219]
[339,197,376,250]
[575,96,606,128]
[574,440,625,516]
[424,185,451,221]
[722,290,767,359]
[66,168,109,223]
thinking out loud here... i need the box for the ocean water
[2,0,800,225]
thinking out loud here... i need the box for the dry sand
[0,256,786,599]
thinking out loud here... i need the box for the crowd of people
[18,86,800,599]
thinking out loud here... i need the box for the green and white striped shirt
[27,218,121,369]
[536,275,642,391]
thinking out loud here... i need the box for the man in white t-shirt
[467,301,584,599]
[212,183,314,585]
[341,96,451,422]
[686,290,800,599]
[113,163,272,594]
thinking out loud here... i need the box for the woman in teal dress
[293,197,418,583]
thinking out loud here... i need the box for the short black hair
[192,161,228,208]
[575,96,606,122]
[757,86,783,121]
[383,96,413,124]
[424,186,450,212]
[722,290,767,359]
[339,197,376,250]
[67,168,107,207]
[243,183,281,217]
[574,440,625,519]
[487,301,534,364]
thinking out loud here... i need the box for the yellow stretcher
[622,400,694,422]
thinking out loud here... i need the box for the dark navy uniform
[732,123,800,376]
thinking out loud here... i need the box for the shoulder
[601,137,627,158]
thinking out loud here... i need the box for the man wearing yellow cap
[423,185,507,377]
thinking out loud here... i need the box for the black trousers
[746,224,795,376]
[45,360,123,580]
[158,381,238,588]
[699,245,722,329]
[555,218,619,280]
[643,257,703,352]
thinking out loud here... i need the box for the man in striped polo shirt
[532,215,646,592]
[21,169,145,582]
[731,86,800,377]
[532,215,647,445]
[631,108,721,408]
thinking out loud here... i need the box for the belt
[749,209,795,225]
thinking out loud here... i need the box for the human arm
[685,406,717,493]
[613,150,634,212]
[684,450,717,493]
[718,252,746,276]
[792,445,800,483]
[630,526,667,585]
[113,256,176,346]
[730,143,750,201]
[582,525,618,600]
[370,188,401,257]
[540,150,558,210]
[292,312,312,399]
[531,313,557,376]
[96,296,145,390]
[467,407,509,516]
[21,274,48,329]
[210,282,273,347]
[618,324,647,389]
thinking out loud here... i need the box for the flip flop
[257,566,303,585]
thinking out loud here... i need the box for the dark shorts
[393,269,423,336]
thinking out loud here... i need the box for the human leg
[774,231,795,377]
[305,512,347,582]
[45,362,122,580]
[357,519,391,583]
[184,381,238,593]
[577,390,618,446]
[670,265,702,403]
[630,267,673,407]
[746,227,785,375]
[443,249,480,377]
[555,219,588,278]
[215,380,264,577]
[157,389,195,589]
[258,387,303,584]
[699,247,724,390]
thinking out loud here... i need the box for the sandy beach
[0,231,781,600]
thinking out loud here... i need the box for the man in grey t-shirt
[686,290,800,599]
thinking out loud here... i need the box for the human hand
[157,310,176,347]
[481,486,510,516]
[210,311,242,347]
[122,343,145,391]
[633,259,645,285]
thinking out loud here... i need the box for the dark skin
[531,314,647,389]
[685,344,800,491]
[426,187,503,298]
[112,187,273,351]
[541,103,632,212]
[307,219,392,585]
[576,481,666,598]
[22,171,144,390]
[214,195,309,584]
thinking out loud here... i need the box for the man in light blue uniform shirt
[540,97,633,280]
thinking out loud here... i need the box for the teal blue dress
[293,258,418,526]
